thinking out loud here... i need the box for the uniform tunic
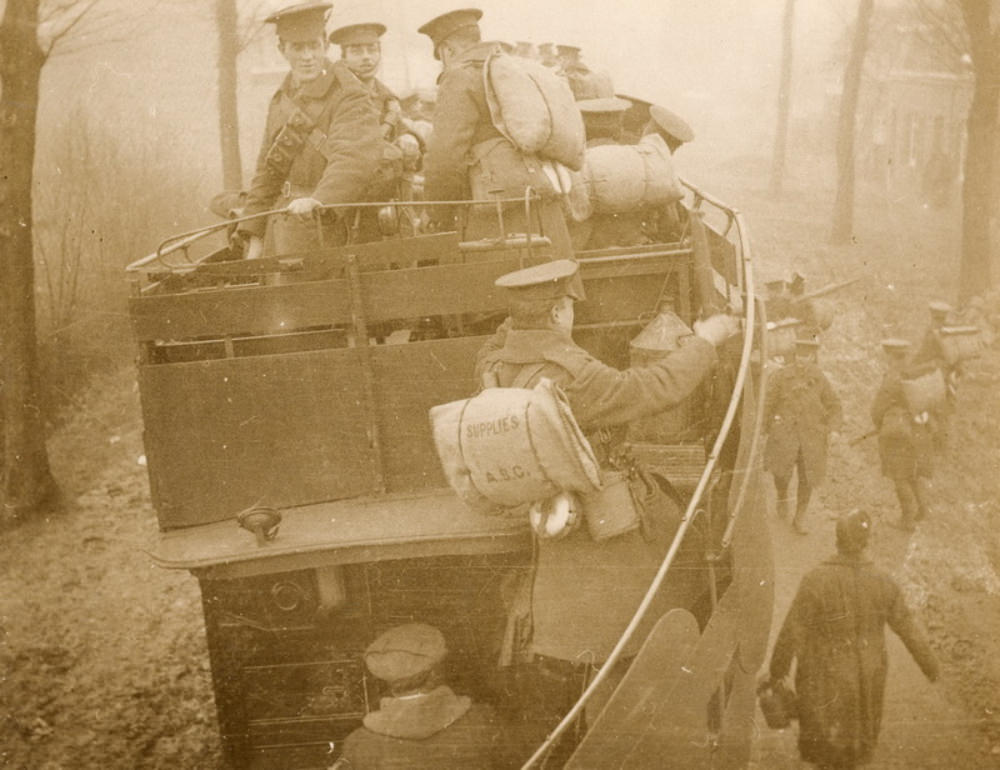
[478,327,716,661]
[870,372,933,479]
[241,59,382,248]
[763,361,842,484]
[424,43,572,256]
[769,554,938,768]
[336,686,504,769]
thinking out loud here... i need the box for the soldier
[913,300,959,451]
[578,96,631,147]
[558,44,614,102]
[418,8,573,256]
[334,623,505,769]
[644,104,695,155]
[236,1,382,258]
[476,260,740,765]
[871,339,935,531]
[766,509,939,769]
[763,337,843,534]
[329,22,424,239]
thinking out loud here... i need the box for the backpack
[483,51,586,171]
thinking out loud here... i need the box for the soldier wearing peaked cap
[871,338,935,531]
[646,104,695,154]
[578,97,631,146]
[763,334,843,534]
[236,1,382,258]
[329,21,425,240]
[333,623,507,769]
[417,8,573,257]
[767,508,938,769]
[475,260,740,764]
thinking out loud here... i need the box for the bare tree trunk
[770,0,796,196]
[215,0,242,190]
[830,0,875,244]
[958,0,999,302]
[0,0,58,521]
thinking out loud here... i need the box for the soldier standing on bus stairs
[766,509,939,770]
[764,336,843,534]
[871,339,935,531]
[235,2,382,258]
[475,260,741,766]
[417,8,574,258]
[912,300,957,451]
[333,624,508,769]
[329,22,425,241]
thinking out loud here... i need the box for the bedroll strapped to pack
[582,133,684,214]
[483,51,586,171]
[429,378,601,513]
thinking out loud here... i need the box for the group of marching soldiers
[762,277,990,534]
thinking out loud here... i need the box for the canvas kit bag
[938,325,983,365]
[483,51,586,171]
[429,378,601,514]
[582,133,684,214]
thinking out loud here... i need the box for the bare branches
[911,0,968,63]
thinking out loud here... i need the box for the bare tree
[831,0,876,244]
[956,0,999,300]
[216,0,243,190]
[770,0,796,196]
[0,0,55,520]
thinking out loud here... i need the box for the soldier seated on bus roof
[332,623,507,769]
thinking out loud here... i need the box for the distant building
[856,24,973,205]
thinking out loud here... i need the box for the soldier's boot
[791,481,812,535]
[892,480,917,531]
[774,477,790,519]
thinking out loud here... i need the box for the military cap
[329,22,385,46]
[364,623,447,683]
[835,508,871,553]
[495,259,586,302]
[537,42,557,58]
[417,8,482,58]
[929,300,953,316]
[880,338,911,354]
[556,44,581,61]
[266,1,332,42]
[578,97,631,114]
[794,336,820,351]
[618,93,651,109]
[649,104,695,145]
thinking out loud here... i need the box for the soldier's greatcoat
[477,327,716,661]
[763,361,842,484]
[242,59,382,242]
[337,687,503,769]
[423,43,572,255]
[769,554,938,767]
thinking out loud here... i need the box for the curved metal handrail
[521,183,760,769]
[126,194,547,274]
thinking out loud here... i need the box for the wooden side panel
[706,226,739,288]
[140,349,377,529]
[130,259,526,343]
[371,337,486,492]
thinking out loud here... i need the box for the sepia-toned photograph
[1,0,998,767]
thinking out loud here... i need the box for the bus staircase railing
[521,180,769,769]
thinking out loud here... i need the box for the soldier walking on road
[765,509,939,769]
[763,337,843,534]
[871,339,935,531]
[236,1,382,258]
